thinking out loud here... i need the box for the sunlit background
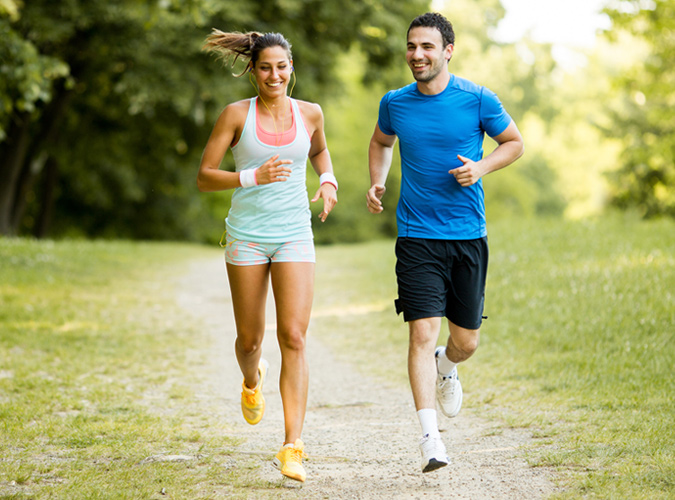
[1,0,672,242]
[1,4,673,497]
[494,0,611,47]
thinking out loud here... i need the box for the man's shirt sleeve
[479,87,512,137]
[377,91,396,136]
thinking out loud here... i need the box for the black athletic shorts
[394,237,489,329]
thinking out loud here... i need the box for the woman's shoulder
[216,98,252,125]
[222,98,253,116]
[294,99,323,123]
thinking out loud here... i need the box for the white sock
[436,346,457,377]
[417,409,440,439]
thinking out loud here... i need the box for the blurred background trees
[0,0,425,240]
[602,0,674,218]
[1,0,672,242]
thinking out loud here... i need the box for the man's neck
[416,71,451,96]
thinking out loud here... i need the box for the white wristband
[239,168,258,188]
[319,172,338,191]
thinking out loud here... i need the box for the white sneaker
[435,348,463,418]
[419,434,449,473]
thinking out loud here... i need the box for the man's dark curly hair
[407,12,455,47]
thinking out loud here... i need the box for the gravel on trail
[177,257,557,499]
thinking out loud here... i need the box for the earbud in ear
[291,66,294,72]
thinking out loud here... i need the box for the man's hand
[366,184,386,213]
[449,155,485,187]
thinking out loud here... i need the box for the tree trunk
[0,111,32,236]
[29,84,73,237]
[10,153,42,232]
[34,156,59,239]
[1,81,74,236]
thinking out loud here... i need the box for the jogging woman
[198,29,338,482]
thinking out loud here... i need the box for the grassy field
[1,213,673,498]
[0,240,266,499]
[311,213,674,499]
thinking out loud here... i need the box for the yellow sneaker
[272,439,307,482]
[241,359,268,425]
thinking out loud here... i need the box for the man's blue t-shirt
[378,74,512,240]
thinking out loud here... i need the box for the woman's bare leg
[270,262,314,443]
[226,262,270,388]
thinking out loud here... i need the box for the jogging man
[366,12,524,473]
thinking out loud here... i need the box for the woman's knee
[277,327,307,352]
[235,336,262,356]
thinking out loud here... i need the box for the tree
[602,0,675,217]
[433,0,567,220]
[0,0,427,239]
[317,0,573,243]
[0,6,69,235]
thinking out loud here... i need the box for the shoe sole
[422,458,449,473]
[272,457,305,482]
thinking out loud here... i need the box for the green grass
[1,213,673,498]
[310,213,674,499]
[0,239,280,499]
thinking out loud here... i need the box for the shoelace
[421,435,444,454]
[438,377,457,394]
[286,446,307,464]
[243,385,260,406]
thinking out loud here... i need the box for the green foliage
[602,0,675,218]
[0,0,426,241]
[0,0,19,20]
[311,214,675,498]
[12,0,670,241]
[313,49,401,244]
[435,0,567,219]
[0,21,69,139]
[3,0,584,242]
[315,0,570,241]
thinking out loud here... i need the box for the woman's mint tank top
[226,97,313,243]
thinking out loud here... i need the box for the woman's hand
[256,154,293,184]
[311,183,337,222]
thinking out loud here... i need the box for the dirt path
[177,257,556,499]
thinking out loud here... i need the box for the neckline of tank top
[255,97,296,147]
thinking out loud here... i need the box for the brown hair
[202,30,293,76]
[408,12,455,47]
